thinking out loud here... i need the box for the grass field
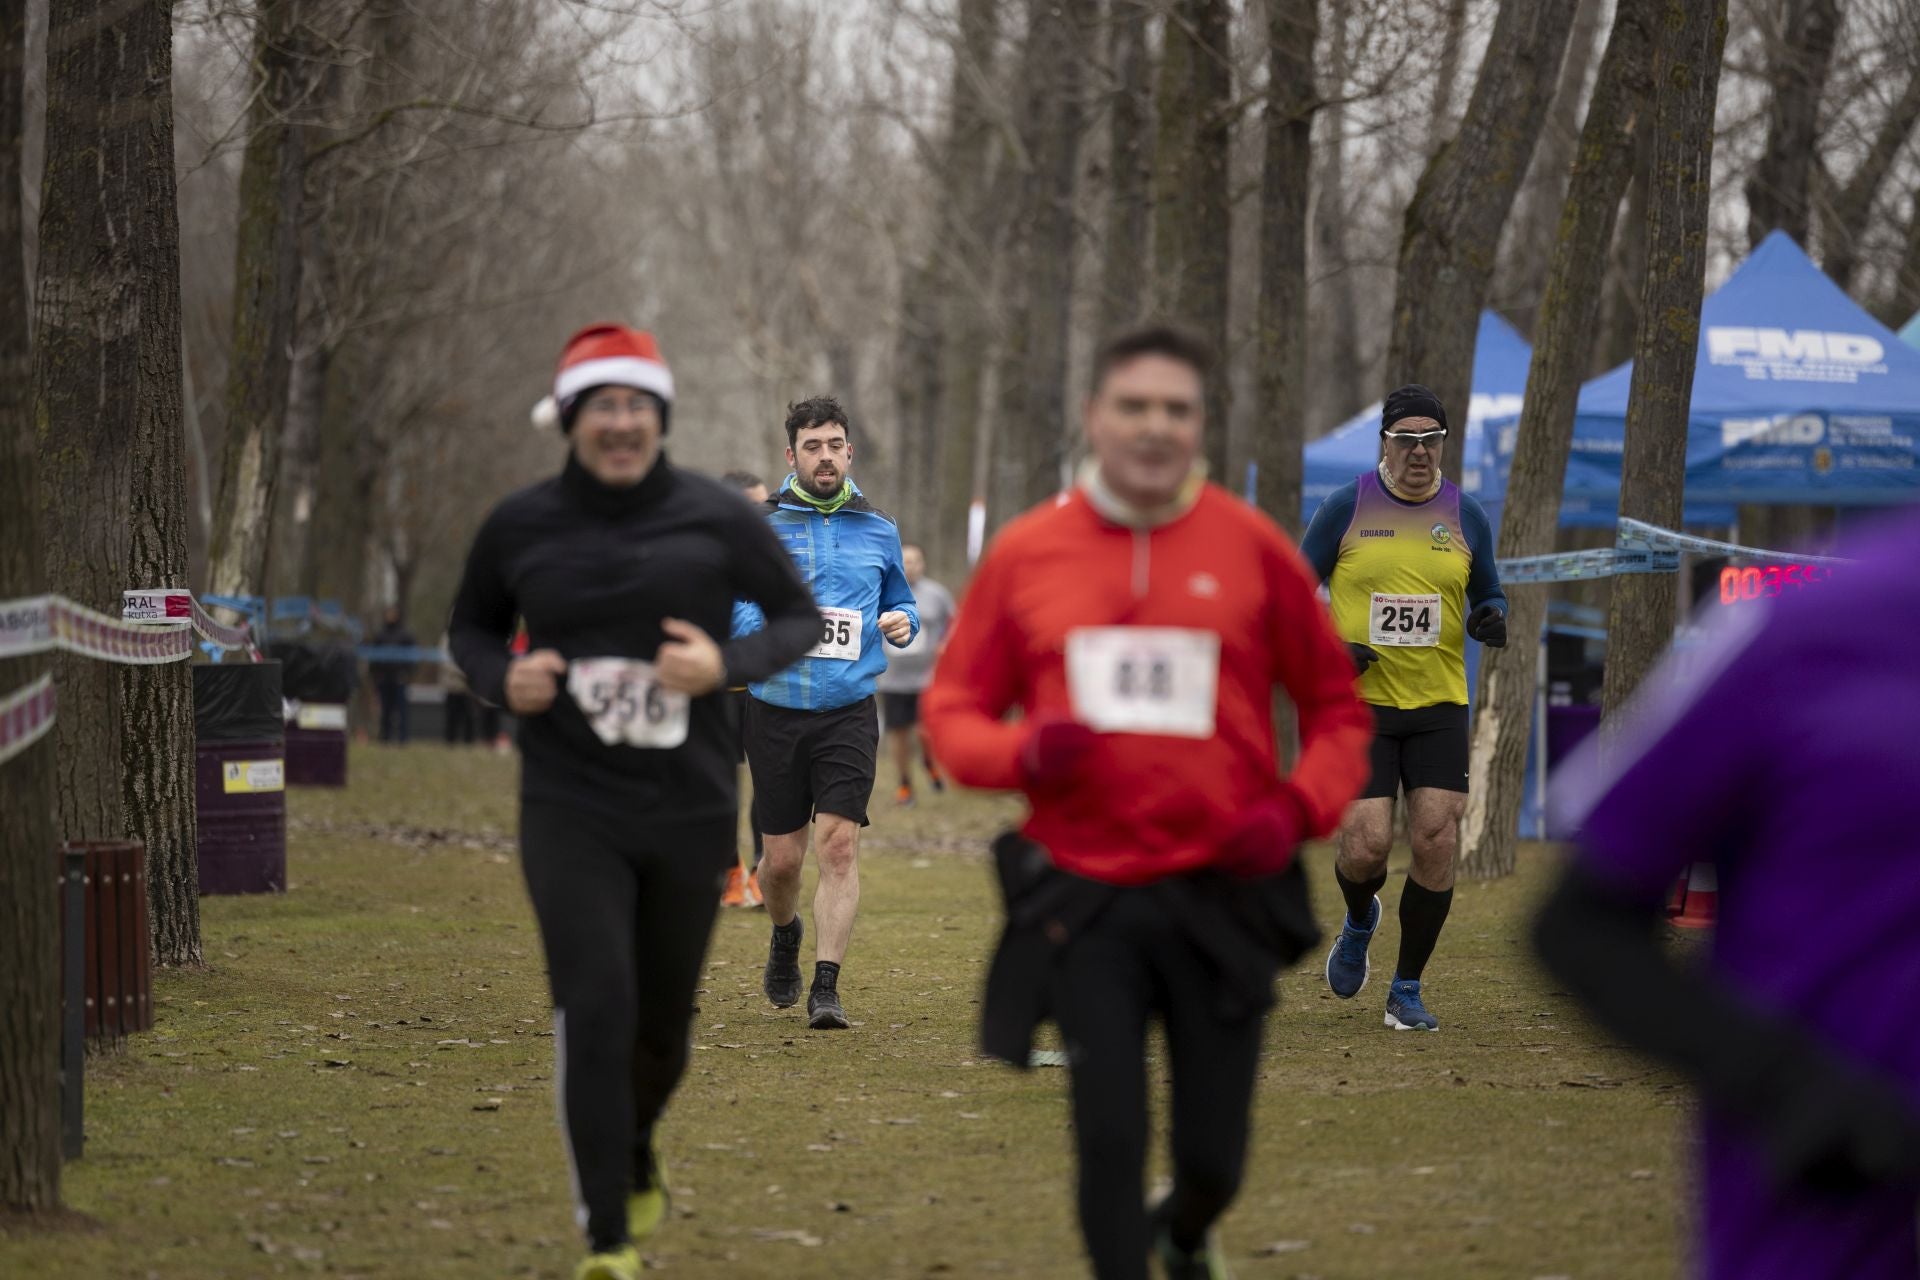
[0,745,1690,1279]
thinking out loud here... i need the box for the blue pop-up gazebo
[1301,310,1532,524]
[1900,309,1920,350]
[1485,231,1920,520]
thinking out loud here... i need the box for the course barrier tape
[187,595,254,653]
[1614,517,1855,567]
[358,644,449,664]
[1494,517,1854,585]
[0,672,56,767]
[0,595,193,664]
[1495,546,1679,584]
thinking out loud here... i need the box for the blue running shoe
[1324,894,1380,999]
[1385,976,1438,1031]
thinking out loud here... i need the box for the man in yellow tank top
[1299,385,1508,1032]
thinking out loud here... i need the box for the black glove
[1760,1053,1920,1194]
[1535,862,1920,1196]
[1346,642,1381,675]
[1467,603,1507,648]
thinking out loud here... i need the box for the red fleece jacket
[923,485,1372,887]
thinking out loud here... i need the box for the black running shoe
[807,985,849,1030]
[764,919,803,1008]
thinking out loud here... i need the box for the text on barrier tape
[0,595,192,664]
[1495,547,1680,584]
[1614,517,1855,567]
[0,673,56,767]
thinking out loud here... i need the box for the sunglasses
[1382,429,1447,450]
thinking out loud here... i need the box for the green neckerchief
[785,475,854,516]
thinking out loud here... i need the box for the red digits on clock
[1718,563,1832,606]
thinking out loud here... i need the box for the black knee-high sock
[1335,866,1387,929]
[1396,878,1454,982]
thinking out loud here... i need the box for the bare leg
[1335,796,1396,888]
[759,827,809,927]
[810,812,861,964]
[1405,788,1464,890]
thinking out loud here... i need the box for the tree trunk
[989,0,1088,524]
[1601,0,1728,726]
[1820,61,1920,292]
[1460,0,1660,881]
[1500,0,1606,338]
[929,0,1001,569]
[37,0,144,849]
[1878,185,1920,326]
[1152,0,1233,479]
[115,0,197,967]
[1099,0,1152,334]
[1594,119,1652,376]
[0,0,63,1213]
[1744,0,1839,250]
[1311,0,1365,424]
[206,0,311,616]
[893,259,942,546]
[1384,0,1579,487]
[1425,0,1470,159]
[309,348,385,611]
[271,333,329,596]
[1254,0,1316,538]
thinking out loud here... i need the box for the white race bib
[807,606,862,662]
[567,658,690,749]
[1369,592,1443,648]
[1065,627,1220,739]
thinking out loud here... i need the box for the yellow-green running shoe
[573,1244,642,1280]
[628,1149,669,1242]
[1152,1200,1234,1280]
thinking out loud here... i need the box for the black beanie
[1382,384,1448,433]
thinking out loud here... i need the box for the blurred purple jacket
[1553,505,1920,1280]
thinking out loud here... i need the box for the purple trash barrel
[284,704,349,787]
[194,662,287,895]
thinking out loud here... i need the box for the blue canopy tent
[1300,310,1531,525]
[1498,233,1920,837]
[1901,309,1920,350]
[1485,231,1920,521]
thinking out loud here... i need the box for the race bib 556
[568,657,690,749]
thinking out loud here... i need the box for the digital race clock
[1717,562,1835,604]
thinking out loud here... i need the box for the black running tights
[520,804,730,1251]
[1051,891,1268,1280]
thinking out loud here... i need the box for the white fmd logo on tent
[1721,413,1825,449]
[1706,328,1887,383]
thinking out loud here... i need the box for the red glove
[1216,788,1308,879]
[1019,716,1098,793]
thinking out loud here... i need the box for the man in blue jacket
[733,396,918,1030]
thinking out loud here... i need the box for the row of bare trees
[0,0,681,1213]
[6,0,1920,1215]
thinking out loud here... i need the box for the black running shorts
[743,695,879,832]
[879,690,921,729]
[1361,701,1470,799]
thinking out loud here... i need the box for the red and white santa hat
[530,323,675,433]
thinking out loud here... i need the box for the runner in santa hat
[450,323,820,1280]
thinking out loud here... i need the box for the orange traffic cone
[1665,871,1688,919]
[1670,862,1718,930]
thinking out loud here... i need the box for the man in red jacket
[923,326,1371,1280]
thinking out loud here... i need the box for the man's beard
[802,467,842,497]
